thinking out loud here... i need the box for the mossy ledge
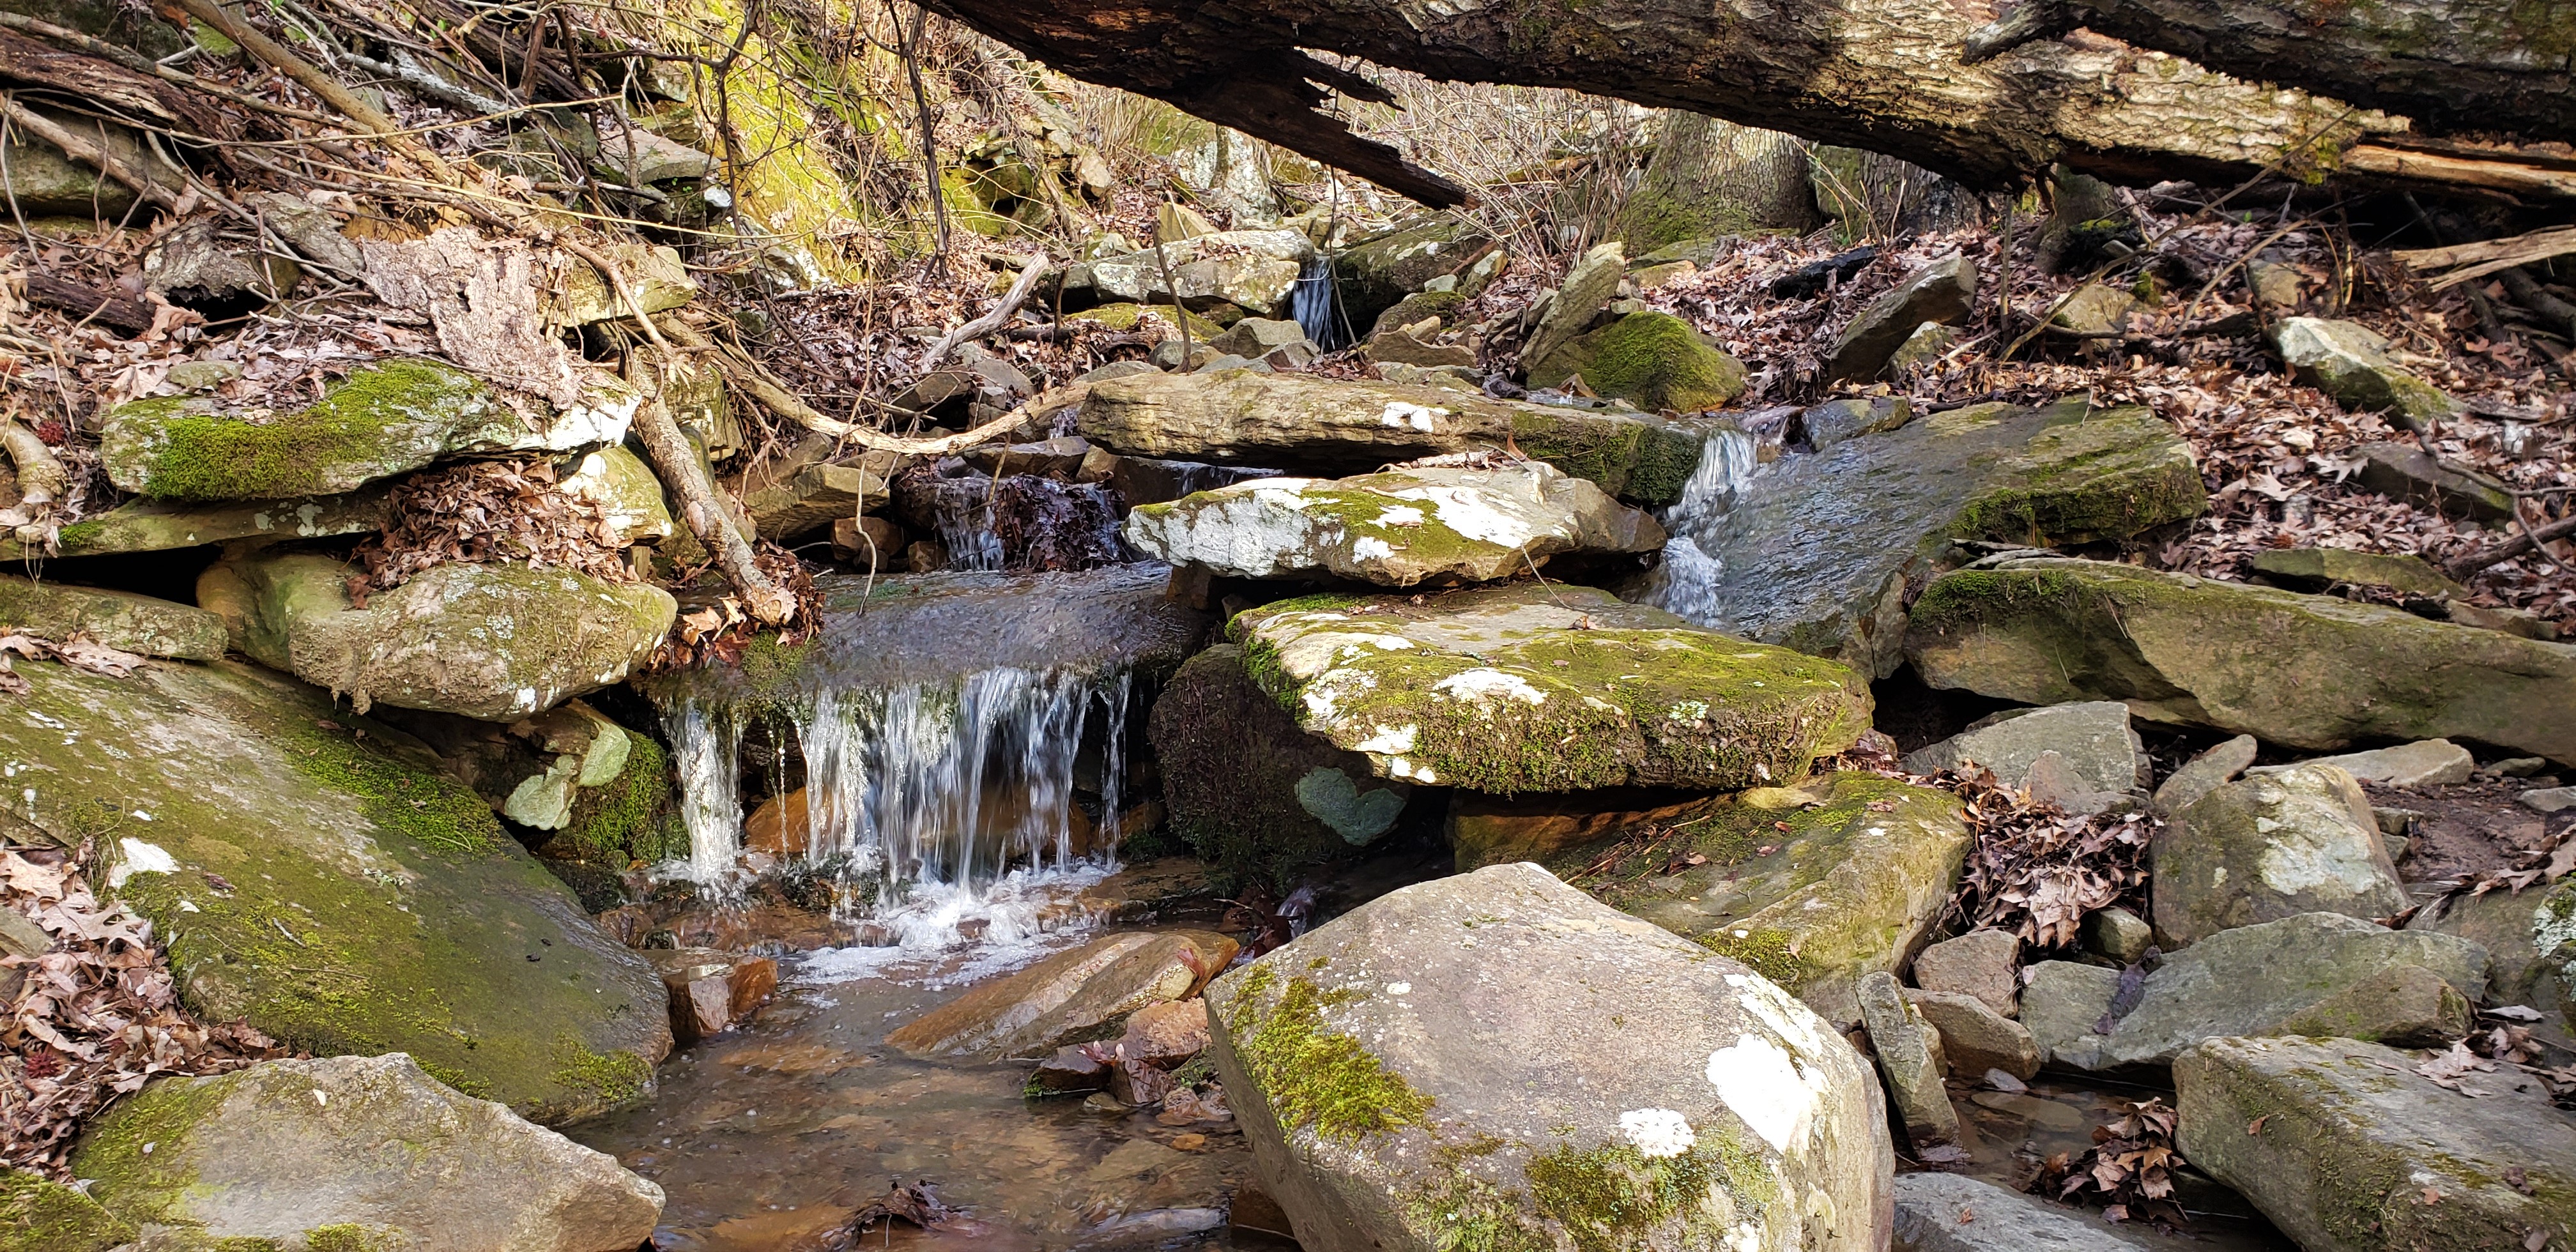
[110,360,500,502]
[1223,964,1433,1146]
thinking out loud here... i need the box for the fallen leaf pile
[1,841,282,1177]
[1926,767,2156,949]
[2030,1096,2186,1225]
[0,634,150,695]
[352,459,635,592]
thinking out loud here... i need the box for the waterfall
[1638,424,1761,627]
[1291,256,1346,351]
[672,701,744,887]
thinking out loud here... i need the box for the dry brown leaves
[649,543,823,670]
[2,841,282,1177]
[2031,1096,2186,1225]
[1928,767,2154,949]
[351,459,633,593]
[0,633,149,695]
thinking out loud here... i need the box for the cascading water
[1291,255,1346,351]
[1637,424,1761,627]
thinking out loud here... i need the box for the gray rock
[2524,787,2576,814]
[2352,441,2515,522]
[1123,461,1665,586]
[1363,327,1480,369]
[549,241,696,326]
[2151,735,2257,814]
[1906,558,2576,768]
[2083,906,2154,965]
[1077,359,1158,384]
[2271,317,2458,432]
[2028,913,2487,1072]
[1210,317,1314,359]
[562,445,678,546]
[1522,241,1627,374]
[2249,547,2465,599]
[1644,401,2205,678]
[594,126,715,183]
[2248,739,2475,789]
[1908,989,2043,1081]
[2153,764,2405,945]
[0,657,673,1122]
[1526,310,1748,413]
[198,554,675,722]
[1078,370,1709,505]
[70,1053,664,1251]
[1905,701,2149,796]
[1801,395,1912,450]
[1193,353,1266,374]
[2050,283,2138,338]
[1860,971,1959,1147]
[2407,876,2575,1023]
[1206,862,1893,1251]
[1913,928,2022,1019]
[1885,321,1958,374]
[2175,1035,2576,1252]
[0,905,47,959]
[885,931,1238,1061]
[1080,229,1315,318]
[741,459,890,542]
[1332,213,1485,332]
[2246,260,2304,308]
[0,491,394,563]
[0,576,226,660]
[1892,1171,2150,1251]
[1826,253,1977,381]
[958,437,1091,480]
[1229,582,1873,793]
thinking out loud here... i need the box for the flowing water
[1289,257,1345,352]
[1636,424,1759,626]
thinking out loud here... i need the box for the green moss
[1507,411,1705,506]
[1901,567,2083,639]
[558,735,681,864]
[0,1168,136,1251]
[1951,409,2208,544]
[128,360,491,501]
[1225,965,1433,1146]
[302,1224,394,1252]
[1371,289,1469,337]
[549,1035,652,1113]
[1693,928,1806,987]
[68,1073,236,1226]
[285,722,500,857]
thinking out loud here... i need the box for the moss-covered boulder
[1643,399,2206,678]
[2152,764,2405,945]
[2271,317,2458,431]
[1526,311,1748,413]
[0,576,225,660]
[99,359,636,501]
[199,553,675,722]
[1207,863,1892,1251]
[2174,1036,2576,1252]
[0,489,392,562]
[0,657,670,1122]
[1905,557,2576,766]
[69,1054,663,1249]
[1078,370,1708,505]
[1540,772,1971,1027]
[0,1170,132,1252]
[1149,645,1418,892]
[1124,462,1664,586]
[1232,583,1872,795]
[1066,300,1225,340]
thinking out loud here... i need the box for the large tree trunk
[926,0,2574,205]
[1613,115,1821,250]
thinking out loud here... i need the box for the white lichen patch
[1705,1035,1816,1152]
[109,837,180,889]
[1352,537,1395,560]
[1355,724,1421,754]
[1618,1108,1698,1158]
[1432,668,1549,706]
[1379,401,1445,431]
[1374,505,1427,527]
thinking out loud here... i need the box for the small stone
[550,241,697,326]
[1366,326,1480,369]
[1906,988,2043,1081]
[1030,1045,1110,1094]
[645,949,777,1044]
[1883,321,1958,374]
[2352,441,2515,522]
[1859,970,1960,1147]
[886,931,1236,1061]
[2246,259,2304,308]
[2150,735,2257,815]
[162,359,243,392]
[1800,395,1912,450]
[0,906,48,959]
[1912,929,2021,1019]
[2272,318,2459,432]
[1825,252,1977,381]
[1209,317,1313,359]
[2082,906,2153,965]
[1982,1068,2028,1092]
[2522,787,2576,814]
[2489,756,2550,778]
[1077,359,1158,384]
[1521,240,1626,373]
[1117,998,1211,1067]
[1192,353,1265,374]
[832,515,905,570]
[2050,282,2138,338]
[2248,739,2475,789]
[2273,961,2471,1047]
[2444,600,2560,641]
[2382,832,2412,863]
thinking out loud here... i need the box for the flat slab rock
[1892,1172,2151,1251]
[0,657,671,1122]
[2176,1035,2576,1252]
[1077,370,1708,505]
[884,930,1237,1062]
[1231,582,1873,794]
[1206,863,1892,1252]
[2025,912,2485,1072]
[1123,461,1665,586]
[1901,701,2150,796]
[1641,399,2205,678]
[0,575,226,660]
[1906,557,2576,767]
[70,1054,663,1251]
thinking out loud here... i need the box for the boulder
[1906,989,2043,1081]
[1859,971,1959,1147]
[1148,645,1416,891]
[0,1169,132,1251]
[1644,401,2205,678]
[2250,547,2466,599]
[1885,321,1958,374]
[1077,229,1314,318]
[2350,441,2517,523]
[1078,370,1709,505]
[2528,788,2576,814]
[2271,317,2458,431]
[2152,735,2258,814]
[560,445,677,546]
[884,930,1236,1061]
[0,576,226,660]
[1548,771,1971,1028]
[1526,311,1749,413]
[741,460,890,542]
[2174,1035,2576,1252]
[1209,317,1314,360]
[100,359,634,501]
[1123,462,1665,586]
[2152,764,2406,944]
[2407,877,2575,1021]
[647,949,777,1044]
[1521,241,1627,373]
[1333,213,1487,332]
[0,490,394,562]
[1903,701,2149,797]
[1206,863,1892,1251]
[1824,253,1977,381]
[70,1054,663,1251]
[1361,326,1478,369]
[1,657,671,1121]
[1366,289,1468,341]
[2250,739,2476,788]
[1799,395,1912,450]
[2025,913,2485,1071]
[199,554,675,721]
[1892,1172,2152,1251]
[1911,929,2021,1018]
[2083,907,2156,964]
[1230,583,1873,793]
[1906,558,2576,767]
[593,127,715,184]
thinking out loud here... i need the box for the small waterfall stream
[1291,255,1346,351]
[1638,424,1761,626]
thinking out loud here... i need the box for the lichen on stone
[1224,964,1433,1145]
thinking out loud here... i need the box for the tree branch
[918,252,1047,372]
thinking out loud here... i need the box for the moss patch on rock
[103,360,505,501]
[0,1169,135,1252]
[1528,312,1747,413]
[1222,964,1433,1146]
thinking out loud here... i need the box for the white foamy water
[796,862,1111,989]
[1638,425,1760,626]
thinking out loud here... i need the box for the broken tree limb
[924,0,2563,204]
[656,318,1043,455]
[918,252,1048,372]
[2445,513,2576,581]
[0,421,68,506]
[0,96,179,210]
[2396,225,2576,290]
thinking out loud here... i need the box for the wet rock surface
[1208,863,1892,1251]
[885,930,1236,1062]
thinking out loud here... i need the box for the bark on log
[1613,114,1820,248]
[925,0,2561,203]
